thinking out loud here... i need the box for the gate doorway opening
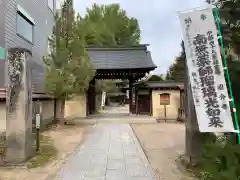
[86,45,156,117]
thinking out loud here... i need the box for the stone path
[54,124,156,180]
[84,105,157,124]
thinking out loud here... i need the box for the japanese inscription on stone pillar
[179,7,234,132]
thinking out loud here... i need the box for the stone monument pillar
[5,47,35,164]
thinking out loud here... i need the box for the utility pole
[184,51,201,164]
[185,77,202,164]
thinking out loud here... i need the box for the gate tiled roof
[87,45,156,70]
[0,45,156,94]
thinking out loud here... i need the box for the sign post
[160,93,170,122]
[36,113,40,151]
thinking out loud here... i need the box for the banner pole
[212,7,240,144]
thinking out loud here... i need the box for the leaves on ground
[26,135,57,169]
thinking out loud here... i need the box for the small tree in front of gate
[43,0,95,122]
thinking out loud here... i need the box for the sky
[58,0,206,74]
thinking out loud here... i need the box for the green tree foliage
[78,3,141,92]
[165,41,185,81]
[165,67,173,80]
[147,74,164,81]
[95,80,119,93]
[214,0,240,51]
[228,56,240,103]
[80,3,141,46]
[210,0,240,103]
[43,0,95,120]
[195,134,240,180]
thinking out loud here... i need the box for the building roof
[177,84,184,90]
[121,85,129,89]
[134,81,184,89]
[0,45,156,94]
[0,56,45,93]
[107,92,126,96]
[87,45,157,70]
[0,88,53,99]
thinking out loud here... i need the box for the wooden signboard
[160,93,170,105]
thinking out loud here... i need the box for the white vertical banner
[126,90,129,99]
[179,6,234,132]
[101,91,106,107]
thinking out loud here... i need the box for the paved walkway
[88,105,130,118]
[84,105,157,124]
[54,124,156,180]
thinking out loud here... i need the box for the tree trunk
[59,96,66,125]
[184,59,202,165]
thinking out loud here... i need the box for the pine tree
[166,41,185,81]
[148,74,164,81]
[44,0,95,122]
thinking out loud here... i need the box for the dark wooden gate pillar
[136,88,139,115]
[129,78,133,114]
[87,79,96,115]
[129,78,136,114]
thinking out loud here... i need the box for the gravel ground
[0,124,92,180]
[132,123,194,180]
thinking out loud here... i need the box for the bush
[198,133,240,180]
[195,101,240,180]
[236,103,240,117]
